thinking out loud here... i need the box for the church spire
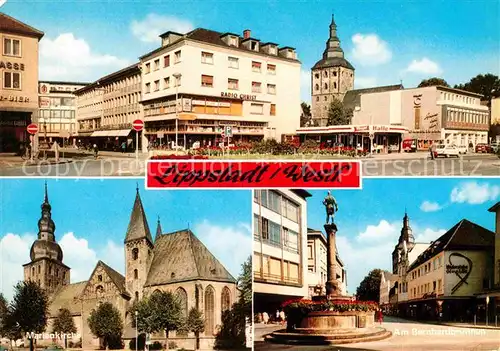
[323,13,344,60]
[125,188,153,245]
[155,216,163,242]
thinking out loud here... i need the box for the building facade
[351,85,489,149]
[379,270,397,312]
[38,81,88,146]
[311,15,355,126]
[253,189,310,313]
[74,64,144,151]
[491,97,500,125]
[0,13,44,152]
[139,28,301,147]
[306,228,346,298]
[24,186,237,350]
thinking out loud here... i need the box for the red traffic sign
[27,123,38,135]
[132,119,144,132]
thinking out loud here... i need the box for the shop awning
[91,130,131,137]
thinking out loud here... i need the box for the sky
[306,178,500,295]
[0,179,251,301]
[2,0,498,102]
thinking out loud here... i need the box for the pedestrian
[279,310,286,325]
[263,311,269,324]
[121,141,126,153]
[377,309,383,324]
[93,144,99,159]
[275,309,280,324]
[429,144,435,160]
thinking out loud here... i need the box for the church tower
[392,210,415,274]
[311,14,355,126]
[24,183,70,294]
[124,187,154,301]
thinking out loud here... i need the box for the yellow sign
[178,113,197,121]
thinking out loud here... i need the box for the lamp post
[173,73,182,155]
[135,310,138,351]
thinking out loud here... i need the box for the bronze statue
[323,191,338,224]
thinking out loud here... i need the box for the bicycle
[21,148,47,161]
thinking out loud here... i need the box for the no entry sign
[27,123,38,135]
[132,119,144,132]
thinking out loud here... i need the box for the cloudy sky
[306,178,500,295]
[0,179,251,301]
[2,0,498,102]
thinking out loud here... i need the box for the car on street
[402,138,417,152]
[475,143,492,153]
[434,144,460,158]
[455,144,468,154]
[490,142,500,153]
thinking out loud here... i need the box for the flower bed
[149,155,209,160]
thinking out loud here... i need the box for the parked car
[402,138,417,152]
[490,142,500,153]
[435,144,460,158]
[455,144,468,154]
[475,143,492,153]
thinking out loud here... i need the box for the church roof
[0,13,44,39]
[124,189,153,245]
[48,281,87,317]
[408,219,494,272]
[145,229,236,287]
[98,260,127,295]
[312,57,354,70]
[343,84,404,111]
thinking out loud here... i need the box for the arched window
[134,269,138,279]
[176,288,188,336]
[334,82,337,89]
[221,287,231,315]
[204,286,215,336]
[315,84,319,91]
[132,248,139,260]
[324,83,328,90]
[324,71,328,77]
[32,267,35,276]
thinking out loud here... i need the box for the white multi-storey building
[139,28,301,147]
[306,228,346,298]
[253,189,310,314]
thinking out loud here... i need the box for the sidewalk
[58,148,149,159]
[393,316,500,330]
[0,153,72,168]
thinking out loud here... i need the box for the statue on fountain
[323,191,338,225]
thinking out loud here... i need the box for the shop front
[0,110,33,153]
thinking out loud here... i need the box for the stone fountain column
[325,223,340,299]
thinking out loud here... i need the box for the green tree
[418,77,450,88]
[132,291,183,351]
[356,269,382,302]
[184,307,205,350]
[87,302,123,350]
[52,308,77,349]
[455,73,500,104]
[0,293,7,332]
[327,98,350,126]
[9,281,49,351]
[300,102,312,127]
[215,256,252,349]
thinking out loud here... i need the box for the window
[174,50,181,63]
[3,38,21,56]
[3,72,20,89]
[164,77,170,89]
[250,103,263,115]
[270,104,276,116]
[433,281,436,291]
[154,59,160,70]
[269,221,281,245]
[253,214,260,238]
[324,71,328,77]
[228,56,239,69]
[221,287,231,314]
[154,80,160,91]
[135,291,139,300]
[205,286,215,336]
[268,190,281,213]
[316,96,319,102]
[252,81,261,93]
[134,269,138,279]
[98,275,102,282]
[132,248,139,260]
[315,73,319,79]
[201,51,214,64]
[267,64,276,75]
[315,84,319,91]
[145,83,151,93]
[267,84,276,95]
[164,55,170,67]
[283,198,299,222]
[308,245,313,259]
[262,218,269,239]
[284,228,298,252]
[324,83,328,90]
[201,75,214,87]
[228,78,239,90]
[252,61,262,73]
[333,71,337,77]
[145,63,151,74]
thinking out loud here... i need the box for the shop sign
[182,98,192,112]
[372,125,389,132]
[39,97,51,107]
[424,113,439,130]
[40,84,49,94]
[220,92,257,101]
[0,61,24,71]
[0,120,27,127]
[446,252,472,294]
[0,95,30,102]
[354,126,369,132]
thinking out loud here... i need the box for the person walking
[121,141,127,153]
[275,310,280,324]
[429,144,435,160]
[262,311,269,324]
[279,310,286,326]
[377,309,384,324]
[93,144,99,159]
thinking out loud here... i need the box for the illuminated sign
[221,92,257,101]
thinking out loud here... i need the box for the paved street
[254,316,500,351]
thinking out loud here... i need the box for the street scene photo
[0,1,499,176]
[0,179,252,350]
[253,181,500,350]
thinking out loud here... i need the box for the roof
[48,281,87,317]
[343,84,404,111]
[488,202,500,212]
[0,13,44,39]
[98,260,127,295]
[291,189,312,199]
[408,219,494,272]
[39,80,90,86]
[145,229,236,287]
[140,28,300,63]
[312,56,354,70]
[124,189,153,245]
[74,63,140,95]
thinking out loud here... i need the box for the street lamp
[173,73,182,155]
[135,310,138,351]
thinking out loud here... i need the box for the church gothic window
[176,288,188,336]
[221,287,231,315]
[204,286,215,336]
[132,248,139,260]
[134,269,138,279]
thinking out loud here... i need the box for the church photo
[0,179,252,350]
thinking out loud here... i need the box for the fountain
[265,191,392,345]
